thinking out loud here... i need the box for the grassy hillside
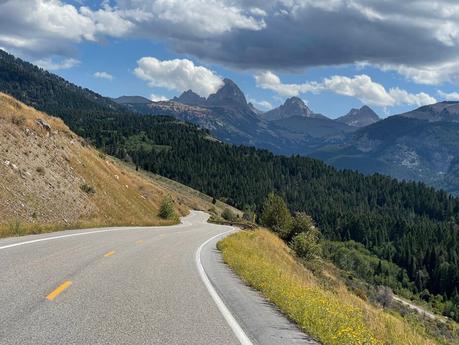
[0,93,237,237]
[219,230,458,345]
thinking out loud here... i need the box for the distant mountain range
[115,80,459,195]
[114,79,362,155]
[312,104,459,194]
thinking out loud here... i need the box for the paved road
[0,211,317,345]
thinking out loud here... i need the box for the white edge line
[195,229,254,345]
[0,215,195,251]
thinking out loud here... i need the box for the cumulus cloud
[35,57,80,70]
[94,71,114,80]
[0,0,131,59]
[150,94,169,102]
[379,61,459,85]
[438,90,459,101]
[255,71,436,107]
[134,57,223,97]
[117,0,265,39]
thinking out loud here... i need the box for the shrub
[159,196,177,220]
[222,208,236,221]
[292,212,315,237]
[80,183,96,195]
[291,229,321,260]
[260,193,292,239]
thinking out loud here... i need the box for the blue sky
[2,0,459,118]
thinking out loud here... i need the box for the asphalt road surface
[0,211,318,345]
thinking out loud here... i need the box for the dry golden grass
[218,229,436,345]
[0,92,236,237]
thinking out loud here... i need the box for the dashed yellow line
[104,250,115,257]
[46,281,72,301]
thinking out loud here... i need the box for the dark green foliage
[261,193,293,239]
[159,196,177,220]
[1,49,458,320]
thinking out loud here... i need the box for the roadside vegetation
[219,229,441,345]
[158,196,178,221]
[219,193,458,345]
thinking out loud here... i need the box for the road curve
[0,211,316,345]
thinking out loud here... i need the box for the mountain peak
[263,97,314,121]
[173,89,206,106]
[206,78,248,107]
[336,105,380,127]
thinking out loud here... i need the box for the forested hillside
[0,50,458,320]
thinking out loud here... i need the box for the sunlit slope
[0,93,233,236]
[219,230,440,345]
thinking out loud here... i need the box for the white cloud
[249,98,273,110]
[378,60,459,85]
[117,0,265,39]
[150,94,169,102]
[438,90,459,101]
[94,71,114,80]
[35,57,80,70]
[254,71,319,97]
[0,0,131,58]
[255,71,436,107]
[134,57,223,97]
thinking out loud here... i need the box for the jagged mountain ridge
[336,105,380,127]
[263,97,318,121]
[114,79,357,155]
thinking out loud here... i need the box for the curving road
[0,211,317,345]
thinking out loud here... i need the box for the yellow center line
[135,240,144,245]
[46,281,72,301]
[104,250,115,257]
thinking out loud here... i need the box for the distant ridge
[336,105,380,127]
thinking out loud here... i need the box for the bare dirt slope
[0,93,237,236]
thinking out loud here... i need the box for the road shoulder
[200,231,319,345]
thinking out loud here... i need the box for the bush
[36,166,45,175]
[291,230,321,260]
[159,196,177,220]
[291,212,314,234]
[80,183,96,195]
[222,208,236,221]
[260,193,292,239]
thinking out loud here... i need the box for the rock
[36,118,52,131]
